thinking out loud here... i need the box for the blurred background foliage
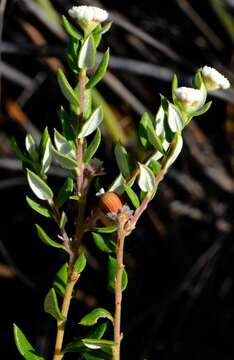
[0,0,234,359]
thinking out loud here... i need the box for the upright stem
[53,272,79,360]
[113,230,125,360]
[53,68,88,360]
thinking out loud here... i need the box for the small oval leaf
[57,69,78,106]
[52,148,77,170]
[78,107,103,138]
[44,288,66,321]
[27,169,53,200]
[74,253,87,274]
[56,177,74,208]
[138,164,156,192]
[124,185,140,208]
[79,308,113,326]
[13,324,44,360]
[78,36,96,69]
[92,233,113,253]
[62,15,82,40]
[26,196,53,218]
[87,49,110,89]
[114,143,132,178]
[36,224,64,249]
[84,128,101,163]
[168,103,184,132]
[108,256,128,293]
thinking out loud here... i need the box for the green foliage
[13,324,44,360]
[78,107,103,138]
[52,147,78,170]
[27,169,53,201]
[107,256,128,292]
[124,185,140,208]
[74,253,87,273]
[78,35,96,69]
[114,143,133,178]
[92,225,118,234]
[53,263,68,297]
[36,224,64,249]
[79,308,113,326]
[84,128,101,163]
[139,112,154,151]
[138,164,156,192]
[92,233,116,253]
[62,15,82,40]
[25,134,38,161]
[55,177,74,208]
[59,211,68,231]
[87,49,110,89]
[26,196,53,218]
[40,127,52,175]
[44,288,66,321]
[57,69,79,107]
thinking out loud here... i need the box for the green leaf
[78,107,103,138]
[60,107,76,141]
[146,122,164,153]
[57,69,79,107]
[92,233,114,253]
[26,196,53,218]
[108,174,125,194]
[139,112,154,151]
[54,129,76,157]
[40,128,52,174]
[138,164,156,192]
[11,137,31,164]
[189,101,212,118]
[82,338,115,350]
[78,35,96,69]
[59,211,67,231]
[193,69,203,89]
[87,322,108,340]
[52,148,77,170]
[168,103,184,132]
[13,324,44,360]
[154,105,165,136]
[92,225,117,234]
[108,256,128,292]
[53,263,68,297]
[92,24,103,48]
[35,224,64,249]
[101,22,112,34]
[74,253,87,274]
[56,177,74,208]
[67,37,79,74]
[25,134,38,161]
[27,169,53,200]
[164,132,183,171]
[124,185,140,208]
[171,74,179,105]
[62,15,82,40]
[114,143,132,178]
[148,159,161,176]
[44,288,66,321]
[79,308,113,326]
[87,49,110,89]
[84,128,101,163]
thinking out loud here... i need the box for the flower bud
[202,66,230,91]
[99,192,123,214]
[174,87,205,112]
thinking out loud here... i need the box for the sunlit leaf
[27,169,53,200]
[44,288,66,321]
[138,164,156,192]
[36,224,64,249]
[87,49,110,89]
[107,256,128,293]
[79,308,113,326]
[26,196,53,218]
[13,324,44,360]
[78,35,96,69]
[78,107,103,138]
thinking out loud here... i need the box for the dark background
[0,0,234,359]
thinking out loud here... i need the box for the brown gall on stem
[99,191,123,215]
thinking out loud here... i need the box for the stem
[113,230,125,360]
[53,271,80,360]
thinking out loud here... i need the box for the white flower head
[202,66,230,91]
[68,5,108,23]
[175,87,205,112]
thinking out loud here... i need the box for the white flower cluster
[68,5,108,23]
[202,66,230,91]
[175,87,205,112]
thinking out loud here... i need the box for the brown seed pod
[99,191,123,214]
